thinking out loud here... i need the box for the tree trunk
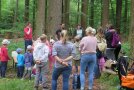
[90,0,94,27]
[81,0,88,30]
[44,0,48,33]
[24,0,29,23]
[77,0,80,24]
[32,0,36,39]
[0,0,1,21]
[34,0,46,38]
[124,0,128,34]
[130,0,134,57]
[102,0,109,29]
[64,0,70,29]
[47,0,62,37]
[116,0,122,34]
[13,0,18,27]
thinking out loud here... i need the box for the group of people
[0,22,121,90]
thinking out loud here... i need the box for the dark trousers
[114,44,121,61]
[0,62,8,77]
[17,66,24,78]
[25,40,32,52]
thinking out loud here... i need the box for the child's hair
[74,35,80,42]
[40,34,47,41]
[60,30,68,43]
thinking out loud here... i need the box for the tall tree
[13,0,19,26]
[124,0,128,34]
[90,0,94,27]
[32,0,36,38]
[24,0,30,23]
[0,0,1,21]
[116,0,122,33]
[63,0,70,29]
[47,0,62,36]
[130,0,134,57]
[34,0,46,38]
[77,0,80,24]
[81,0,88,30]
[102,0,109,29]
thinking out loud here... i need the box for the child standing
[72,36,81,74]
[16,48,24,78]
[0,39,10,78]
[48,39,55,71]
[23,45,33,80]
[33,34,49,90]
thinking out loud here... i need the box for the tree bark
[116,0,122,34]
[90,0,94,27]
[24,0,29,23]
[13,0,18,27]
[64,0,70,29]
[0,0,1,21]
[81,0,88,30]
[77,0,80,24]
[130,0,134,57]
[47,0,62,37]
[124,0,128,34]
[102,0,109,29]
[34,0,46,38]
[32,0,36,39]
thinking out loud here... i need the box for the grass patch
[0,78,34,90]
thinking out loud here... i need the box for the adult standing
[52,30,76,90]
[24,22,33,52]
[73,24,85,39]
[79,27,97,90]
[55,23,65,40]
[0,39,11,78]
[105,24,121,60]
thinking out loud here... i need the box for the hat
[27,45,33,50]
[2,39,10,45]
[16,48,23,53]
[50,39,55,44]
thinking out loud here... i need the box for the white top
[76,29,83,38]
[33,42,49,62]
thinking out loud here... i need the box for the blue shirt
[17,54,24,66]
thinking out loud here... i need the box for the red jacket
[24,26,32,40]
[0,46,10,62]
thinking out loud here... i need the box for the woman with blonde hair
[52,30,76,90]
[79,27,97,90]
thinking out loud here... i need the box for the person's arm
[64,45,76,62]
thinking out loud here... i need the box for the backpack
[72,74,81,89]
[112,32,120,48]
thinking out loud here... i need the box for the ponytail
[60,30,68,44]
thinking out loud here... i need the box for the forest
[0,0,134,90]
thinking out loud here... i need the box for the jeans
[25,40,32,52]
[0,62,8,77]
[52,65,72,90]
[80,53,96,89]
[17,66,24,78]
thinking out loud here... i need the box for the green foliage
[99,73,120,90]
[0,78,34,90]
[121,42,131,56]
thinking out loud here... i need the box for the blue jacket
[17,54,24,66]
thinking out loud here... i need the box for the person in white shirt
[33,34,49,90]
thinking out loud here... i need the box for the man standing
[55,23,65,40]
[24,22,33,52]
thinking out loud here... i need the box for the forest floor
[5,67,103,90]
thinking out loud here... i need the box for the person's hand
[36,60,41,64]
[61,61,68,66]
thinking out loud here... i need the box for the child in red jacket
[0,39,10,77]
